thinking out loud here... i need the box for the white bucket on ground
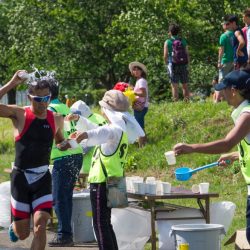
[170,224,225,250]
[71,190,95,243]
[0,181,11,228]
[157,201,236,250]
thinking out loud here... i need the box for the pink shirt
[134,78,149,107]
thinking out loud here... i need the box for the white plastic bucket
[170,224,225,250]
[71,190,95,243]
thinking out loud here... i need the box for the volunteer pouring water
[64,90,144,250]
[173,69,250,244]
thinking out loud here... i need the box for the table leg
[205,197,210,223]
[149,200,156,250]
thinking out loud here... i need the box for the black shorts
[10,169,52,221]
[170,64,189,84]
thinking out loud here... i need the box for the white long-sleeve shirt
[76,116,123,155]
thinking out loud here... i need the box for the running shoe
[8,223,19,242]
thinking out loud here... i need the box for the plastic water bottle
[18,71,30,82]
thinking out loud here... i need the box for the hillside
[0,100,246,249]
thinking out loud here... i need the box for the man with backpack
[164,23,190,101]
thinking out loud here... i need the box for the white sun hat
[129,62,147,74]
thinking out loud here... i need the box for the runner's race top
[14,107,55,170]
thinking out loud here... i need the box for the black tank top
[15,107,56,170]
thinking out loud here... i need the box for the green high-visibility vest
[49,102,83,160]
[82,113,107,173]
[232,102,250,184]
[88,132,128,183]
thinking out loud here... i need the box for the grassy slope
[0,101,245,249]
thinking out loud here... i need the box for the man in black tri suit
[0,70,68,250]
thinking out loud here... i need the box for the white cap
[70,100,92,118]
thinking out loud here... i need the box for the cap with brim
[215,70,250,91]
[129,62,147,74]
[99,89,129,112]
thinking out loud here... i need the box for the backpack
[172,38,188,65]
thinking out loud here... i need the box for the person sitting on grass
[173,69,250,244]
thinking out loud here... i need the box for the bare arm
[54,114,65,144]
[0,70,26,119]
[218,46,224,68]
[235,30,245,57]
[174,112,250,155]
[134,87,146,98]
[163,42,168,64]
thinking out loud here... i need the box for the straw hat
[129,62,147,74]
[99,90,129,112]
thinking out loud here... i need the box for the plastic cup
[161,182,171,194]
[64,121,71,131]
[148,183,156,195]
[191,184,200,193]
[164,151,176,165]
[138,183,145,194]
[68,139,79,149]
[199,182,209,194]
[132,182,140,193]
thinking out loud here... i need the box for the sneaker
[48,236,74,247]
[8,223,18,242]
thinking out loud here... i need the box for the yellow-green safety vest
[88,132,128,183]
[49,102,83,160]
[231,101,250,184]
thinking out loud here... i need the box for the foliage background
[0,0,249,103]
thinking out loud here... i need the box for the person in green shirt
[218,17,234,81]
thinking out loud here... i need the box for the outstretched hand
[173,143,193,155]
[218,152,239,166]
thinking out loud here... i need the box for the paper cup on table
[164,151,176,165]
[199,183,209,194]
[148,183,156,195]
[132,182,140,193]
[138,183,145,194]
[161,182,171,194]
[191,184,200,193]
[145,177,156,184]
[68,139,79,149]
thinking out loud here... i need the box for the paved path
[0,230,98,250]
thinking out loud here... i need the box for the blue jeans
[246,195,250,243]
[134,107,148,130]
[52,154,83,240]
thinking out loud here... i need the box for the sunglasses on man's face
[29,94,51,103]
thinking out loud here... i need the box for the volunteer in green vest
[47,82,83,247]
[67,90,144,250]
[70,100,106,174]
[173,69,250,244]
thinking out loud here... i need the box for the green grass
[0,100,245,249]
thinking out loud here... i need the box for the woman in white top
[129,61,149,147]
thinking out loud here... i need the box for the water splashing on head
[27,66,58,86]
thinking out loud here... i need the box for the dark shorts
[10,169,52,221]
[168,64,189,84]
